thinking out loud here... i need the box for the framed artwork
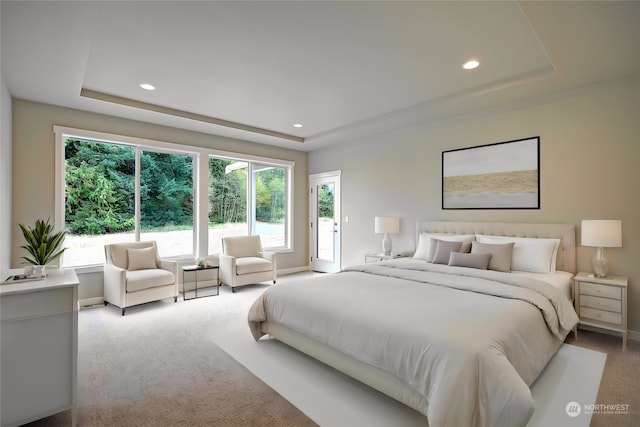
[442,137,540,209]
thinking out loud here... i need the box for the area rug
[218,327,606,427]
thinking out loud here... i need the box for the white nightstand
[574,272,628,350]
[364,253,405,263]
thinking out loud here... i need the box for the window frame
[54,126,294,270]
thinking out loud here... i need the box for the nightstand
[574,272,628,350]
[364,254,405,263]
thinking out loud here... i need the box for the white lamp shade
[581,220,622,248]
[374,216,400,234]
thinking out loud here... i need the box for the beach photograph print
[442,137,539,209]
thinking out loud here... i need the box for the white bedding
[248,258,579,427]
[511,270,574,300]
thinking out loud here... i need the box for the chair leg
[273,280,276,284]
[174,296,177,302]
[121,308,125,316]
[232,287,235,293]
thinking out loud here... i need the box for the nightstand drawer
[580,295,621,313]
[580,306,622,325]
[580,282,621,300]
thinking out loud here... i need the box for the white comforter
[248,259,579,427]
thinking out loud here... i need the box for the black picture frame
[442,137,540,210]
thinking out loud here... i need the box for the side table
[183,265,219,300]
[574,271,628,350]
[364,253,406,263]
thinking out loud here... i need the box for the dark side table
[182,265,219,300]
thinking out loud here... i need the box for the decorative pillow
[432,240,463,264]
[448,252,492,270]
[127,247,157,271]
[470,241,515,272]
[476,235,561,273]
[413,233,476,261]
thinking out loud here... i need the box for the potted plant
[19,218,67,277]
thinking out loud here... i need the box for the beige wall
[309,76,640,334]
[10,99,309,296]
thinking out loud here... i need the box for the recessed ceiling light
[462,60,480,70]
[293,123,303,128]
[139,83,156,90]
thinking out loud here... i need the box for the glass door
[309,171,341,273]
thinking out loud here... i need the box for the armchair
[103,241,178,315]
[219,235,277,293]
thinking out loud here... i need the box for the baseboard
[278,266,311,276]
[80,296,104,308]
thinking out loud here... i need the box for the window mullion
[196,154,209,258]
[248,162,255,236]
[135,147,141,241]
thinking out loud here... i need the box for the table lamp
[581,220,622,278]
[374,216,400,256]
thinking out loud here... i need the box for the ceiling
[2,1,639,152]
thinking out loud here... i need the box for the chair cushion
[236,257,273,275]
[128,247,158,271]
[126,269,175,292]
[223,236,262,258]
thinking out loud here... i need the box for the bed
[248,221,579,427]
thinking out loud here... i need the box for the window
[55,126,293,268]
[64,139,136,266]
[140,150,194,257]
[252,163,287,249]
[207,158,290,255]
[208,158,248,254]
[61,139,195,266]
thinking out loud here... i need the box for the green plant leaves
[19,218,67,265]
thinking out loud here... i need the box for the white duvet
[248,259,579,427]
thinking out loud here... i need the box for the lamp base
[382,233,392,256]
[592,247,609,278]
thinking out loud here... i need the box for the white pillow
[475,235,561,273]
[413,233,476,261]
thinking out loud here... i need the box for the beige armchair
[104,241,178,315]
[219,235,277,293]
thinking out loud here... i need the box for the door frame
[309,170,341,273]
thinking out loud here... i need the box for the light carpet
[218,298,606,427]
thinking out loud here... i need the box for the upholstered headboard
[416,221,576,273]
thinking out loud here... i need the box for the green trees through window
[65,140,135,235]
[62,137,290,266]
[140,151,193,231]
[208,158,246,225]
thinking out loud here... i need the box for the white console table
[1,268,79,427]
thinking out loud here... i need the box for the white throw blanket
[248,259,579,427]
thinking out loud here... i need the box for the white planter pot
[33,265,46,278]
